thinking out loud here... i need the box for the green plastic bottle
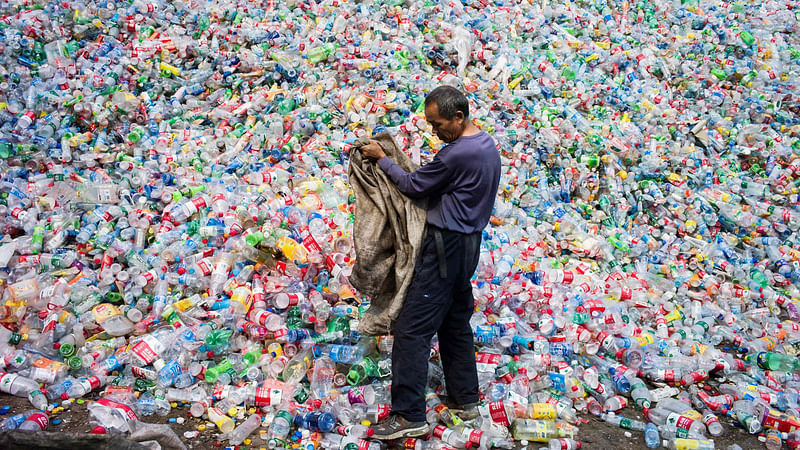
[752,352,800,373]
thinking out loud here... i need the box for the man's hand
[359,140,386,161]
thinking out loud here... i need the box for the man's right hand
[360,140,386,161]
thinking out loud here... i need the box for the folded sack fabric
[348,132,427,336]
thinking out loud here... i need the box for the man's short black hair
[425,86,470,120]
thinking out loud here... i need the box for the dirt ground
[0,392,769,449]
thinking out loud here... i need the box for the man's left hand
[359,140,386,161]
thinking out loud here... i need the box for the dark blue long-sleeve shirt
[377,131,501,234]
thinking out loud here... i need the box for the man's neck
[460,121,481,138]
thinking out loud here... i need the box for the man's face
[424,102,465,143]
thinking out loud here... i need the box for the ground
[0,394,769,449]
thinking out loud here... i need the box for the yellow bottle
[230,286,253,314]
[208,407,235,434]
[276,236,308,265]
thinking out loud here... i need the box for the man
[359,86,501,440]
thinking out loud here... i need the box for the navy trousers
[390,226,481,422]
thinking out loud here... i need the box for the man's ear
[453,110,465,125]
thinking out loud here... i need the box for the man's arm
[377,155,451,199]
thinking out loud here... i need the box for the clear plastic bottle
[227,413,262,445]
[644,422,660,449]
[18,411,49,431]
[268,410,294,448]
[208,407,236,434]
[0,410,36,431]
[0,371,42,404]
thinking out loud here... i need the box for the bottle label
[161,360,182,380]
[105,385,133,396]
[403,438,418,449]
[265,325,283,340]
[230,287,252,312]
[486,400,511,426]
[104,355,123,373]
[683,409,702,421]
[25,412,49,431]
[131,365,157,380]
[596,330,612,347]
[702,411,720,427]
[432,424,452,440]
[173,297,195,312]
[328,345,343,362]
[553,439,573,450]
[762,408,800,433]
[0,372,18,392]
[529,420,550,442]
[255,387,282,407]
[549,372,566,393]
[508,390,529,408]
[298,226,322,253]
[96,397,138,421]
[31,358,65,383]
[80,376,101,392]
[212,384,231,400]
[533,354,551,367]
[92,303,122,323]
[616,417,633,429]
[475,352,501,372]
[666,412,695,439]
[209,407,232,429]
[529,403,555,420]
[132,334,164,365]
[191,195,208,210]
[376,404,391,422]
[336,425,351,436]
[672,439,713,450]
[468,429,483,446]
[195,259,213,275]
[635,334,654,346]
[660,369,676,382]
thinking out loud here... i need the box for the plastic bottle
[644,422,660,449]
[0,410,36,431]
[0,371,42,406]
[18,411,49,431]
[426,392,459,427]
[206,407,235,434]
[599,413,646,431]
[430,424,468,448]
[645,407,706,439]
[511,419,574,442]
[67,376,105,399]
[748,352,800,372]
[227,413,262,445]
[731,400,764,434]
[294,411,335,433]
[268,410,294,448]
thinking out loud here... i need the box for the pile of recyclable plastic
[1,0,800,448]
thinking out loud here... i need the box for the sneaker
[370,414,429,440]
[446,402,480,421]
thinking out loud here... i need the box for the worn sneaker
[370,414,429,440]
[446,402,480,421]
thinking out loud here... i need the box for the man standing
[359,86,501,440]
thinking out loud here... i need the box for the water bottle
[293,411,335,433]
[644,422,660,448]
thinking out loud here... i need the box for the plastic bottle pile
[1,0,800,448]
